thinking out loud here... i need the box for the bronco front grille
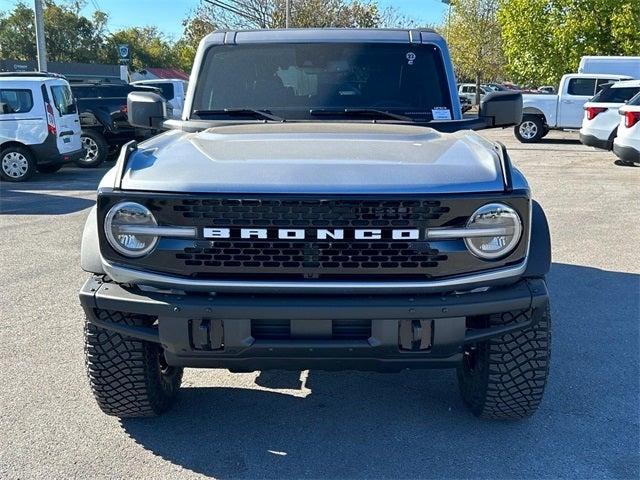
[176,241,447,273]
[170,198,450,227]
[98,194,531,281]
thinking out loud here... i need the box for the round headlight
[104,202,158,257]
[464,203,522,260]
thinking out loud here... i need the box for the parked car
[0,72,83,181]
[459,94,472,113]
[537,85,555,94]
[484,83,510,92]
[131,79,188,119]
[579,80,640,150]
[458,83,489,104]
[71,82,161,167]
[613,92,640,166]
[514,73,631,142]
[578,56,640,79]
[80,28,552,421]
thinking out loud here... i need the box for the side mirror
[127,91,167,129]
[479,91,523,127]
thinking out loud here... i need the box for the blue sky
[58,0,448,39]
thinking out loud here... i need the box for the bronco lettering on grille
[202,228,421,240]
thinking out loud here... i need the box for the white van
[131,79,188,119]
[578,56,640,79]
[0,72,84,181]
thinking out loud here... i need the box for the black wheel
[0,145,36,182]
[76,130,108,168]
[37,163,63,174]
[84,310,183,418]
[514,115,545,143]
[457,305,551,419]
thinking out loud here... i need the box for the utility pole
[34,0,48,71]
[285,0,290,28]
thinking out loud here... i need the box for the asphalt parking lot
[1,128,638,479]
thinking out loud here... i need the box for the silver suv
[80,28,551,420]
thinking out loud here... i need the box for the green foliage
[101,27,179,72]
[498,0,640,86]
[0,2,37,61]
[445,0,503,88]
[0,0,106,63]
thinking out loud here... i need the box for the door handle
[561,100,573,104]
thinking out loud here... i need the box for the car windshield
[191,43,452,122]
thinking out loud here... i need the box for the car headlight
[464,203,522,260]
[104,202,158,257]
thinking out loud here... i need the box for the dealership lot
[0,128,638,479]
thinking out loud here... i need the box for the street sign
[117,44,130,65]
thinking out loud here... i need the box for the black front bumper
[613,143,640,164]
[79,276,549,372]
[580,132,612,150]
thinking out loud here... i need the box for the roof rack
[0,71,67,79]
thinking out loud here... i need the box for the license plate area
[251,319,371,341]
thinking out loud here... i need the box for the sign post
[117,44,130,82]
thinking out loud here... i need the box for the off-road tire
[1,145,36,182]
[37,163,64,174]
[457,305,551,419]
[84,310,183,418]
[514,115,545,143]
[76,130,108,168]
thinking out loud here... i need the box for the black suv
[71,82,161,167]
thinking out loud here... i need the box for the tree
[0,0,107,63]
[102,27,180,72]
[176,0,418,71]
[445,0,503,103]
[498,0,640,86]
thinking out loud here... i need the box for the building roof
[142,67,189,80]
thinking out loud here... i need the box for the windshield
[192,43,452,121]
[591,85,640,103]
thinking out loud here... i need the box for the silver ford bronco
[80,29,551,419]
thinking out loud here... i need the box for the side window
[154,83,175,100]
[50,85,76,115]
[0,89,34,114]
[567,78,597,96]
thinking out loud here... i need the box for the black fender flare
[524,200,551,278]
[80,107,113,131]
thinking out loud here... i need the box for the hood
[120,123,506,194]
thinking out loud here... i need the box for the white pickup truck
[514,73,631,142]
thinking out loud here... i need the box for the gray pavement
[0,129,638,479]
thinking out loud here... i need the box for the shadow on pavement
[0,165,109,215]
[0,189,95,215]
[120,263,640,479]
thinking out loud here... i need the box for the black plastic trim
[523,200,551,278]
[79,275,549,371]
[613,143,640,164]
[112,140,137,189]
[495,142,513,192]
[580,132,612,150]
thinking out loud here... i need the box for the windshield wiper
[309,108,413,122]
[192,109,284,121]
